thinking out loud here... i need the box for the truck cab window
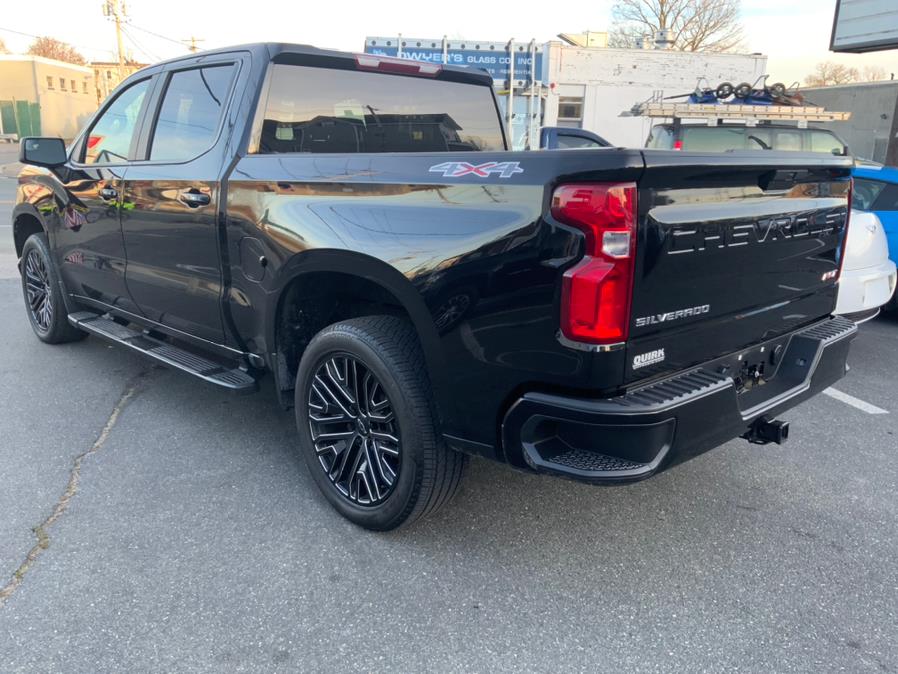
[257,63,504,154]
[83,78,150,164]
[149,64,236,162]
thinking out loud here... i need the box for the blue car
[853,164,898,270]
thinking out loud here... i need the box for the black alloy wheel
[23,248,53,332]
[295,316,467,530]
[307,354,401,506]
[19,233,87,344]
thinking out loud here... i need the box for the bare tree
[805,61,859,87]
[27,37,86,65]
[861,64,888,82]
[610,0,744,52]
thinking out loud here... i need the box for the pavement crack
[0,369,152,607]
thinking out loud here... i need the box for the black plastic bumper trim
[502,315,857,483]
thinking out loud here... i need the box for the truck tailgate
[626,150,852,384]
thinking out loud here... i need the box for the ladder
[625,102,851,128]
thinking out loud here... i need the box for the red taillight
[673,139,684,151]
[354,54,441,77]
[552,183,637,345]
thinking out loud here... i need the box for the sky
[2,0,898,86]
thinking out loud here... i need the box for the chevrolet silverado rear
[14,43,856,530]
[503,151,855,481]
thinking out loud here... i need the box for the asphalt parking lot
[0,160,897,673]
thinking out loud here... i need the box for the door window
[852,178,886,211]
[83,78,150,164]
[556,134,605,149]
[149,64,236,162]
[871,183,898,211]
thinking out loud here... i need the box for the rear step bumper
[69,312,258,393]
[502,316,857,484]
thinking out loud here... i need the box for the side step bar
[69,312,258,393]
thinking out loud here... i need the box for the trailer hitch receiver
[743,416,790,445]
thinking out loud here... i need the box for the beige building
[92,61,148,104]
[0,55,96,140]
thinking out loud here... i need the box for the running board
[68,312,258,393]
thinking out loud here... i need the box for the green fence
[0,100,41,136]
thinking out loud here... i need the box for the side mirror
[19,137,67,168]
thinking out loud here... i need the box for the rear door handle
[99,187,118,200]
[179,189,211,208]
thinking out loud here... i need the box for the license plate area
[716,339,791,396]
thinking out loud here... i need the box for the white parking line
[823,388,889,415]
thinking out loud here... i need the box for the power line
[126,22,187,47]
[119,25,160,62]
[0,26,112,57]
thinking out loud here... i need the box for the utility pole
[182,36,205,53]
[102,0,128,80]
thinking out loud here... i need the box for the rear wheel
[295,316,466,530]
[20,233,86,344]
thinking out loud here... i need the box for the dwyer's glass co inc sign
[363,37,545,84]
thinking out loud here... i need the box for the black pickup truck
[13,43,856,530]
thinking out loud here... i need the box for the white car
[835,210,897,322]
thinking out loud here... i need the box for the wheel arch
[12,205,47,258]
[267,249,460,433]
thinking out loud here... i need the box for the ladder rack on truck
[625,102,851,128]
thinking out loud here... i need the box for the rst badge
[429,161,524,178]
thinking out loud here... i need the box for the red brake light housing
[552,182,637,345]
[672,139,684,150]
[354,54,441,77]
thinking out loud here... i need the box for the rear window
[808,130,843,155]
[681,127,748,151]
[774,129,802,151]
[646,125,674,149]
[257,64,504,154]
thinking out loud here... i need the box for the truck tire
[20,233,87,344]
[295,316,467,530]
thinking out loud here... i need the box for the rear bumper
[835,259,897,316]
[501,316,857,483]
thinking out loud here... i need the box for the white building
[0,55,96,140]
[543,42,768,147]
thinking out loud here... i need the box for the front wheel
[20,233,86,344]
[295,316,467,530]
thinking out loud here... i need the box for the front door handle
[99,187,118,200]
[179,189,211,208]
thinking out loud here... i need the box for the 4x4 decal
[429,161,524,178]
